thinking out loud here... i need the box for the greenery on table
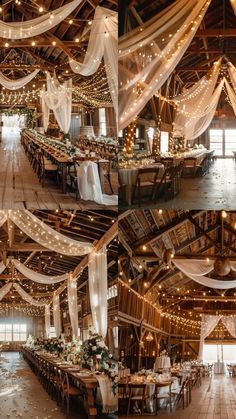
[80,333,118,394]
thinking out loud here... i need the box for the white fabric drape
[118,0,211,129]
[53,293,61,338]
[45,305,51,338]
[174,63,223,141]
[69,6,118,116]
[88,246,108,338]
[67,274,78,339]
[198,314,220,360]
[41,86,50,132]
[229,0,236,15]
[12,259,69,284]
[0,211,8,227]
[13,283,47,306]
[42,73,72,134]
[221,316,236,338]
[0,0,83,39]
[0,259,9,274]
[0,70,39,90]
[0,283,12,301]
[96,375,118,414]
[6,210,92,256]
[44,72,72,133]
[76,161,118,206]
[173,258,236,289]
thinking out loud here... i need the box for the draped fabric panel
[88,246,108,338]
[13,283,47,306]
[174,64,223,141]
[45,305,51,338]
[0,283,12,301]
[67,274,78,339]
[0,0,83,39]
[198,314,219,360]
[13,259,69,284]
[43,73,72,134]
[118,0,211,129]
[7,210,92,256]
[229,0,236,15]
[41,86,50,132]
[0,70,39,90]
[53,293,62,338]
[0,259,9,274]
[173,258,236,289]
[69,7,118,117]
[225,78,236,119]
[221,316,236,338]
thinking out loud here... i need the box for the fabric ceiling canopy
[118,0,211,129]
[173,258,236,289]
[0,70,40,90]
[0,0,83,39]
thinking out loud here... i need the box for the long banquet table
[21,130,110,195]
[22,347,103,419]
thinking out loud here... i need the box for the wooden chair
[182,158,198,177]
[118,379,129,414]
[171,377,190,409]
[98,159,114,194]
[155,165,175,200]
[38,152,59,187]
[154,381,172,414]
[57,369,82,419]
[132,167,160,206]
[126,383,147,416]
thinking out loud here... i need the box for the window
[203,344,236,363]
[148,127,155,140]
[0,323,27,342]
[108,284,118,299]
[160,131,169,153]
[225,129,236,157]
[209,129,223,156]
[135,127,140,139]
[49,326,56,338]
[99,108,106,136]
[13,324,27,342]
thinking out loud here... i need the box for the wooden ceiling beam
[196,29,236,37]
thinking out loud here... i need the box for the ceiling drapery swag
[13,283,48,307]
[173,61,223,142]
[2,210,93,256]
[88,246,108,338]
[0,70,40,90]
[67,274,78,339]
[0,283,13,301]
[12,259,69,284]
[198,314,236,360]
[118,0,211,129]
[53,293,62,338]
[0,0,83,39]
[41,86,50,133]
[173,258,236,289]
[69,6,118,116]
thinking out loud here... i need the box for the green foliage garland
[0,107,34,128]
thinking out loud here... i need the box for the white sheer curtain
[118,0,211,129]
[0,0,83,39]
[172,258,236,289]
[43,73,72,134]
[174,63,223,141]
[0,283,12,300]
[0,70,39,89]
[198,315,220,360]
[7,210,92,256]
[45,305,51,338]
[53,293,61,338]
[221,316,236,338]
[41,86,50,132]
[88,246,108,338]
[67,274,78,339]
[12,259,69,284]
[229,0,236,15]
[69,6,118,116]
[13,283,47,306]
[0,259,9,274]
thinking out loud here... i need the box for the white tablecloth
[119,163,164,205]
[76,160,118,206]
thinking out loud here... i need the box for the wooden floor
[120,158,236,210]
[0,128,117,210]
[120,374,236,419]
[0,351,117,419]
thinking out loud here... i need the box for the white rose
[92,346,97,351]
